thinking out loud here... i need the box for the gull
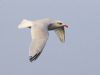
[18,18,68,62]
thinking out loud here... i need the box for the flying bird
[18,18,68,62]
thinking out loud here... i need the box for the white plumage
[18,18,68,62]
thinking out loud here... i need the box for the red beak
[64,25,68,28]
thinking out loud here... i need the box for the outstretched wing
[54,27,65,42]
[29,27,49,62]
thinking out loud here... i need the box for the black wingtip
[29,52,42,62]
[29,56,34,62]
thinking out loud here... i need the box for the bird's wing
[54,27,65,42]
[29,27,49,62]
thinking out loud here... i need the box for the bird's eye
[57,22,62,25]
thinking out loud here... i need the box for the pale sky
[0,0,100,75]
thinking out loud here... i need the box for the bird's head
[48,20,68,30]
[18,19,32,29]
[55,20,68,28]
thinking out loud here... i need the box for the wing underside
[54,27,65,42]
[29,27,48,62]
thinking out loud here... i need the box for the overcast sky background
[0,0,100,75]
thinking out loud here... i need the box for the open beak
[64,25,68,28]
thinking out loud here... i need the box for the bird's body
[18,18,68,62]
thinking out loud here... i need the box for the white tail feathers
[18,19,32,29]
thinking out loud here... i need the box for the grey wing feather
[29,26,49,62]
[55,27,65,42]
[29,38,48,62]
